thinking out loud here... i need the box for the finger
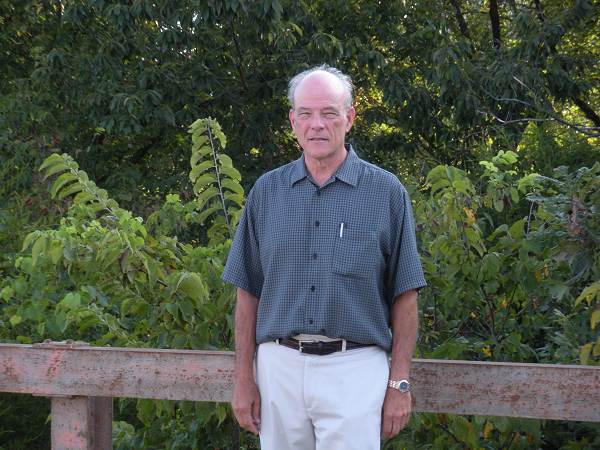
[390,419,401,438]
[381,415,392,439]
[252,399,261,433]
[398,412,409,431]
[234,408,255,434]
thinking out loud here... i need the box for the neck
[304,147,348,186]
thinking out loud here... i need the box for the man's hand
[232,377,261,434]
[381,388,412,439]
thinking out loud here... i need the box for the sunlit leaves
[188,118,245,244]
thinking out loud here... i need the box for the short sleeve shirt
[221,146,426,351]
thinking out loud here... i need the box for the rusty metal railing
[1,341,599,449]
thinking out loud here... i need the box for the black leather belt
[276,338,374,355]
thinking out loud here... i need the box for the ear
[345,106,356,132]
[288,109,296,130]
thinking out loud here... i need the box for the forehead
[294,72,346,109]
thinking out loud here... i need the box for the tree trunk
[489,0,501,49]
[449,0,470,39]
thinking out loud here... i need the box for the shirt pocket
[331,229,379,278]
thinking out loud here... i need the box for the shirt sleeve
[221,186,264,299]
[386,184,427,304]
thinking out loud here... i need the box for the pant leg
[306,346,389,450]
[256,342,316,450]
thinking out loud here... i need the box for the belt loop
[275,338,280,345]
[341,339,347,352]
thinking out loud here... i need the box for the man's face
[289,72,355,162]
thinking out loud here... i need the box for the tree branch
[530,1,600,128]
[477,109,600,137]
[229,17,249,93]
[533,0,545,23]
[449,0,470,38]
[571,94,600,128]
[489,0,501,49]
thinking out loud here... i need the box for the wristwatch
[388,379,410,393]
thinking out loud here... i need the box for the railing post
[33,341,113,450]
[90,396,113,450]
[51,396,92,449]
[50,396,113,450]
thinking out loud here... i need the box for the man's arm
[381,289,419,439]
[231,287,261,434]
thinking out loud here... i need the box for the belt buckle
[298,340,311,353]
[298,339,318,353]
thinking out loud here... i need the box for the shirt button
[312,253,317,259]
[315,221,320,227]
[309,319,314,324]
[316,190,321,196]
[310,285,315,292]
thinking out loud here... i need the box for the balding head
[288,64,354,110]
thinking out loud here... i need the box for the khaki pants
[256,341,389,450]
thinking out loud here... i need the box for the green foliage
[1,0,599,447]
[1,132,599,448]
[0,394,49,450]
[188,118,245,245]
[529,163,600,365]
[2,0,598,203]
[0,118,248,448]
[412,151,600,449]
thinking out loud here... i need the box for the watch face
[399,381,409,392]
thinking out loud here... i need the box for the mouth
[308,137,328,141]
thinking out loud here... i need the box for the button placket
[306,185,322,329]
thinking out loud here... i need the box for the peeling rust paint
[46,350,67,379]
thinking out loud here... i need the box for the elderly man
[222,64,426,450]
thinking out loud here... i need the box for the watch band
[388,379,410,393]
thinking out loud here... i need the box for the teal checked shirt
[222,146,426,351]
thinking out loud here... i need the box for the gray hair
[287,64,354,110]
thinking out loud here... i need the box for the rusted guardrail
[1,341,599,449]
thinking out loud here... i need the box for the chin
[304,141,334,154]
[304,147,334,160]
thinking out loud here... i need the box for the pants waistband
[275,337,375,355]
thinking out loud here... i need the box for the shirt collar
[289,144,360,187]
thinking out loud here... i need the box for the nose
[309,114,324,130]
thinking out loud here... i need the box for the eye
[324,112,337,118]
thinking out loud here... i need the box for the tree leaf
[221,178,244,195]
[50,172,78,198]
[57,182,84,199]
[73,191,97,205]
[178,298,195,323]
[42,162,70,179]
[176,272,208,305]
[218,153,233,167]
[591,310,600,330]
[31,235,47,267]
[58,292,81,310]
[49,240,64,264]
[576,281,600,306]
[193,174,217,193]
[189,160,215,181]
[39,153,69,172]
[198,205,222,224]
[219,165,242,181]
[195,187,220,210]
[580,343,593,365]
[9,315,22,326]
